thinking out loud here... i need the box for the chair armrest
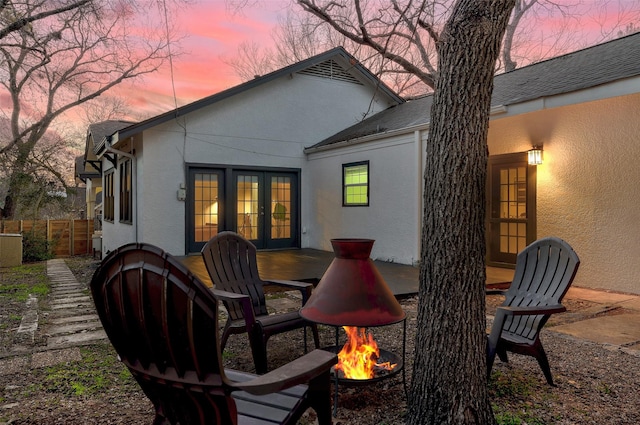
[487,304,567,355]
[264,279,314,304]
[210,289,257,330]
[485,289,507,295]
[232,349,337,395]
[497,304,567,316]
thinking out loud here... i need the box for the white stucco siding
[136,124,190,255]
[178,73,393,168]
[306,133,421,264]
[488,92,640,294]
[106,70,396,256]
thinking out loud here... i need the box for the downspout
[105,137,138,243]
[414,129,424,266]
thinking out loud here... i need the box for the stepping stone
[47,329,107,348]
[50,300,95,310]
[49,314,100,325]
[15,295,38,345]
[48,320,103,336]
[50,296,92,306]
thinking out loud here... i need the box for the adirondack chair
[202,231,320,374]
[90,243,337,425]
[487,237,580,386]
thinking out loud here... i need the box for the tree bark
[407,1,515,424]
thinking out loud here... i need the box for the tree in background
[0,0,181,219]
[226,0,640,97]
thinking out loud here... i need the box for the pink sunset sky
[120,0,640,120]
[120,1,289,118]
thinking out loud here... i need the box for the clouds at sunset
[113,1,287,119]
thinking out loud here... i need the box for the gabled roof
[87,120,134,156]
[111,47,404,144]
[491,31,640,106]
[307,32,640,151]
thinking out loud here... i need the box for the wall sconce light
[527,146,543,165]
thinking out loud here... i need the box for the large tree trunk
[407,1,515,424]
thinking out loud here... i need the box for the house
[304,32,640,294]
[85,34,640,295]
[90,48,402,256]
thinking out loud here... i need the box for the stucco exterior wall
[306,131,427,264]
[488,92,640,293]
[102,69,397,257]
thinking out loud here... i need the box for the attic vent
[298,59,363,85]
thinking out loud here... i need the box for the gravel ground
[1,257,639,424]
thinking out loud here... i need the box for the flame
[335,326,396,380]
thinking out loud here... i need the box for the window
[119,159,132,223]
[343,161,369,206]
[104,172,114,222]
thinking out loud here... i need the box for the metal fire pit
[326,345,404,386]
[299,239,408,416]
[325,321,408,416]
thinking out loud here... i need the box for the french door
[234,171,298,249]
[188,167,299,252]
[487,153,537,266]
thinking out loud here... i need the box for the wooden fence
[0,219,94,257]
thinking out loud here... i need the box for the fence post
[70,218,74,255]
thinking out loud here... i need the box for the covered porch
[180,248,515,297]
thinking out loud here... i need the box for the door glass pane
[237,175,259,240]
[498,166,527,254]
[194,173,219,243]
[270,176,291,239]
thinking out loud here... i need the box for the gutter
[304,123,429,155]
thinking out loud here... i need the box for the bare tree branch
[0,0,92,40]
[0,0,180,218]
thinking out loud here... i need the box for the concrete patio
[179,248,640,351]
[179,248,517,297]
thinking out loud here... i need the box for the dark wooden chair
[90,243,337,425]
[201,231,320,374]
[487,236,580,386]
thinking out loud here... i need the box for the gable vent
[298,59,363,85]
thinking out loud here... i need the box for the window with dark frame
[343,161,369,206]
[104,171,114,222]
[119,159,132,223]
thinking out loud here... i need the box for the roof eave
[305,122,429,154]
[116,47,403,141]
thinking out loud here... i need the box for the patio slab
[551,313,640,346]
[619,297,640,311]
[565,287,637,305]
[180,248,516,298]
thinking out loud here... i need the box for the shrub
[22,231,54,262]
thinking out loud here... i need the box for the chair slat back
[201,232,269,320]
[502,237,580,341]
[91,243,238,425]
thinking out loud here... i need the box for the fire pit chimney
[300,239,406,327]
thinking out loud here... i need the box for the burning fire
[335,326,396,380]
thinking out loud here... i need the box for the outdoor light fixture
[528,146,543,165]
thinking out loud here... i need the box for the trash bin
[92,231,102,259]
[0,233,23,267]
